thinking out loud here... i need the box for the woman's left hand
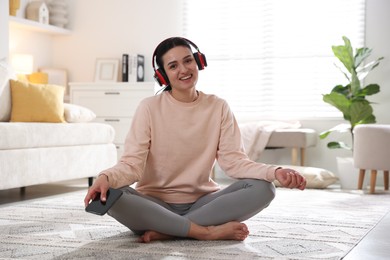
[275,168,306,190]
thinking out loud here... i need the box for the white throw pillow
[0,59,17,122]
[63,103,96,123]
[274,165,339,189]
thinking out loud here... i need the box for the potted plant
[319,36,383,189]
[320,36,383,150]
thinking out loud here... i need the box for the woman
[84,37,306,243]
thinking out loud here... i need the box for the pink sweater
[100,91,278,203]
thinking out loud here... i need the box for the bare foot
[189,221,249,241]
[139,230,175,243]
[138,221,249,243]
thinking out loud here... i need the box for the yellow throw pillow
[27,72,49,84]
[10,80,66,123]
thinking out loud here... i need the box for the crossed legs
[108,179,275,242]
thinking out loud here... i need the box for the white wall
[365,0,390,125]
[8,0,60,71]
[7,0,390,180]
[8,0,183,80]
[52,0,183,82]
[0,1,9,60]
[9,28,53,72]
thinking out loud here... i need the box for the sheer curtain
[182,0,365,120]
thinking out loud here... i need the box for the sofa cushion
[10,80,66,123]
[64,103,96,123]
[0,59,17,122]
[0,122,115,150]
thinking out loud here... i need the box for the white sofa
[0,61,117,191]
[0,122,117,191]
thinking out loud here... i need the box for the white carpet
[0,188,389,259]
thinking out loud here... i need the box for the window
[182,0,365,120]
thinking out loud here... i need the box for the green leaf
[319,130,330,139]
[332,36,354,73]
[360,84,380,96]
[350,71,361,95]
[331,84,349,95]
[357,57,384,80]
[327,141,352,150]
[323,92,351,116]
[350,101,375,127]
[354,47,372,68]
[319,123,351,139]
[358,114,376,125]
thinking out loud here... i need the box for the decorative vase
[336,157,367,190]
[9,0,20,16]
[47,0,68,28]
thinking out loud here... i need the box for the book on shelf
[122,54,129,82]
[122,54,144,83]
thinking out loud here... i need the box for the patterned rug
[0,188,389,260]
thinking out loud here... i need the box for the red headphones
[152,37,207,87]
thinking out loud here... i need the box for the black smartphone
[85,188,123,216]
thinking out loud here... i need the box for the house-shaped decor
[26,1,49,25]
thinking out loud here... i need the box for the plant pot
[336,157,366,190]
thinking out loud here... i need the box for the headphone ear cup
[154,68,169,86]
[193,52,207,70]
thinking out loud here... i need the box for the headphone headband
[152,37,207,87]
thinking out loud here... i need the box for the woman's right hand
[84,174,110,208]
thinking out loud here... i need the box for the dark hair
[154,37,192,91]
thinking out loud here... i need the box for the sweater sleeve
[99,100,151,188]
[216,101,278,182]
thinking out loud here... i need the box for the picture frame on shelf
[94,58,119,82]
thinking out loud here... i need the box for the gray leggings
[108,179,275,237]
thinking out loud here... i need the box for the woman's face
[162,46,198,91]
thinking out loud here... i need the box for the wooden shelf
[9,16,71,35]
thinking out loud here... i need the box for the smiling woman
[182,0,366,120]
